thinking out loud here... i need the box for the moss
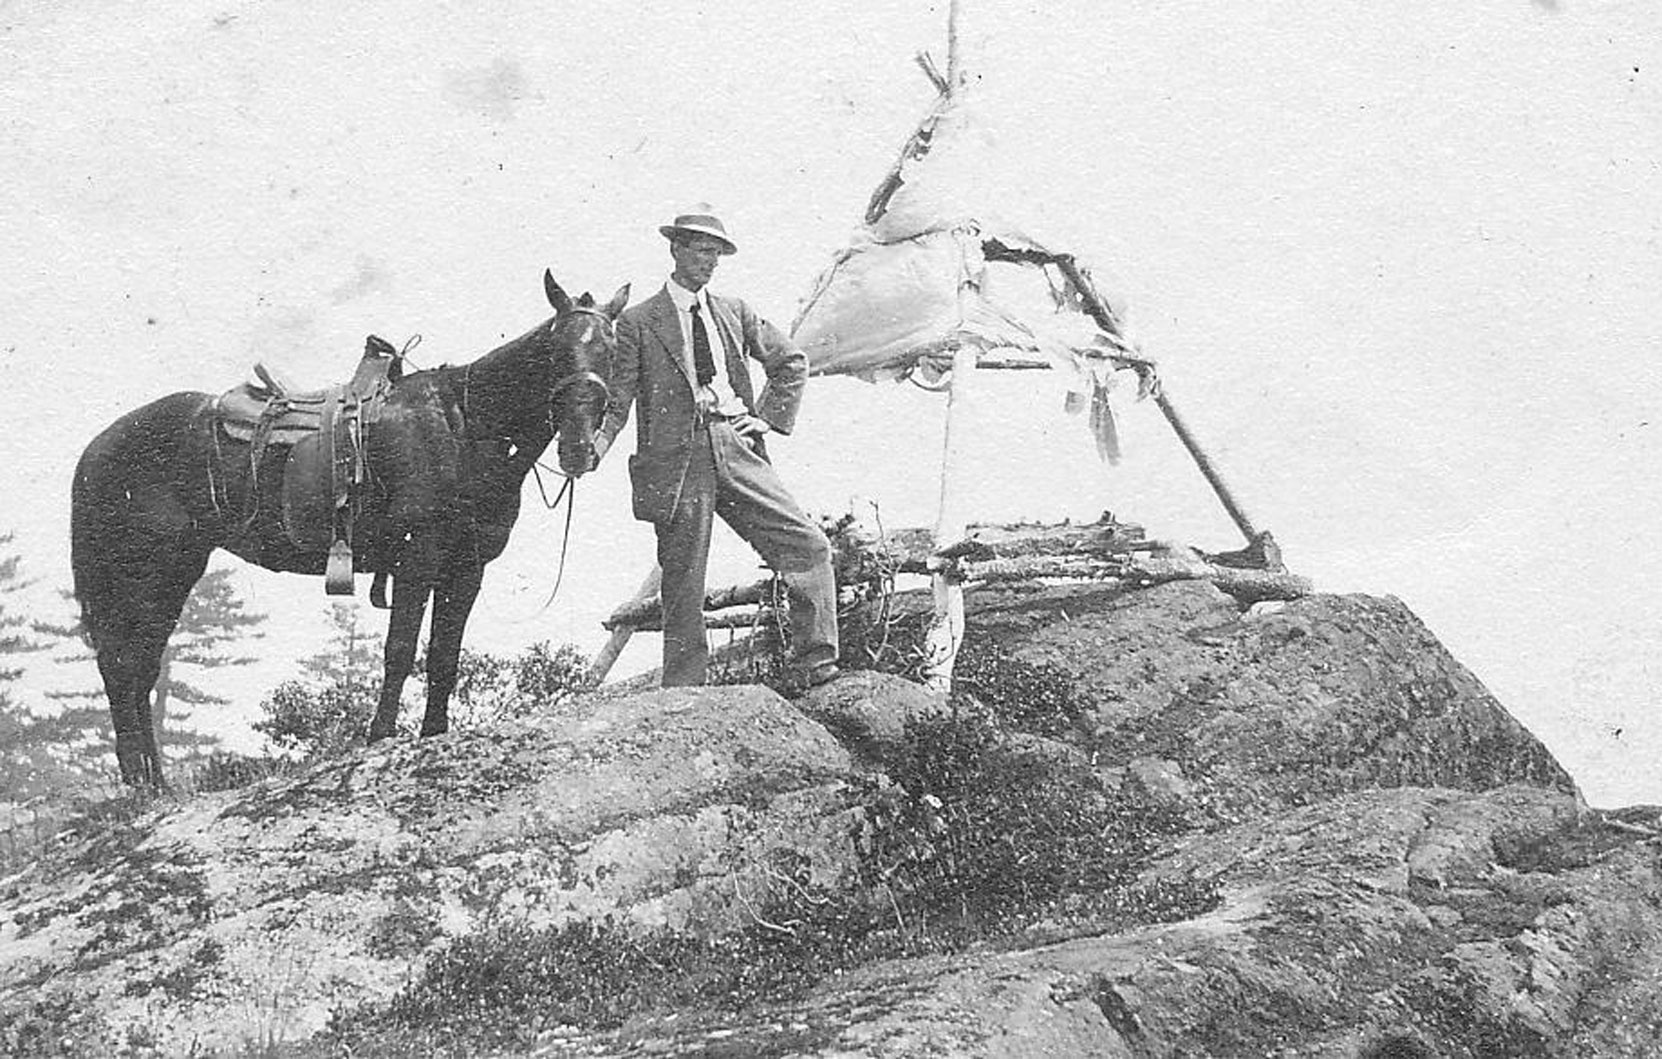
[121,938,226,1002]
[73,848,214,972]
[323,705,1214,1054]
[951,640,1087,738]
[0,990,110,1058]
[364,898,444,961]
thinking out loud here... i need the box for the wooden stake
[584,565,661,687]
[923,343,978,692]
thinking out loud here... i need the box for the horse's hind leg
[97,545,212,786]
[102,634,172,787]
[421,559,485,736]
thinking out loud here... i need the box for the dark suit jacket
[597,286,808,523]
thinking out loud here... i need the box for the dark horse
[72,271,629,786]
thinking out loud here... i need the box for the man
[594,206,840,688]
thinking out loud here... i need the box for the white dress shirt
[665,278,748,416]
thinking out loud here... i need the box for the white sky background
[1,1,1656,806]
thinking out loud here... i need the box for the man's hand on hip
[728,414,772,438]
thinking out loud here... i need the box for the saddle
[214,336,403,595]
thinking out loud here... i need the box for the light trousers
[655,420,839,686]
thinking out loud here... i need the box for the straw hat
[658,206,737,255]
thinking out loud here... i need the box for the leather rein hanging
[527,304,617,611]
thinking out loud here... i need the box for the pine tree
[0,532,83,800]
[32,566,268,778]
[0,532,44,682]
[153,567,266,753]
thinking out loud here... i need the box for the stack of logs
[601,514,1311,634]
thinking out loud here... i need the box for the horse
[71,271,629,786]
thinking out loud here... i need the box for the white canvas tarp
[790,86,1147,457]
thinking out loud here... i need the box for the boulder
[0,685,859,1055]
[794,669,951,768]
[975,581,1577,822]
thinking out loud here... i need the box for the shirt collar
[666,277,709,314]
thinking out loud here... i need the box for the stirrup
[325,540,355,595]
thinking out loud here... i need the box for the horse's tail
[71,393,213,651]
[71,420,129,653]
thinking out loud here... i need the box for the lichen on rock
[3,582,1656,1058]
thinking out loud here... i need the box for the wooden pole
[921,0,974,695]
[1052,255,1262,545]
[1152,391,1259,543]
[923,343,978,692]
[584,565,662,687]
[946,0,963,90]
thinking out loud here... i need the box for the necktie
[689,301,716,387]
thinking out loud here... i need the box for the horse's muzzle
[557,438,598,478]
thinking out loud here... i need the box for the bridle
[529,303,616,612]
[548,305,616,413]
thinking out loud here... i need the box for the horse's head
[541,270,629,476]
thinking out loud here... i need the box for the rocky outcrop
[973,582,1576,821]
[2,582,1655,1058]
[0,686,861,1054]
[544,786,1659,1057]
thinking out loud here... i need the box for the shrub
[181,750,300,793]
[253,677,380,762]
[420,641,591,730]
[253,640,590,764]
[854,707,1205,941]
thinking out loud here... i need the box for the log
[943,553,1311,603]
[875,516,1149,570]
[617,607,782,634]
[1124,555,1311,603]
[956,555,1125,582]
[601,577,777,631]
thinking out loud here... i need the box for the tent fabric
[790,87,1145,433]
[793,223,1121,382]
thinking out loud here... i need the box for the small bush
[855,708,1203,941]
[253,678,382,762]
[952,642,1089,737]
[182,750,299,793]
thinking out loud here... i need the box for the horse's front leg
[421,557,485,737]
[367,532,438,742]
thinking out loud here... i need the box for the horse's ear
[602,283,631,320]
[544,270,573,316]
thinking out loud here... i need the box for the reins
[529,463,580,612]
[523,304,615,612]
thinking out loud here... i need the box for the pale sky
[2,1,1657,806]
